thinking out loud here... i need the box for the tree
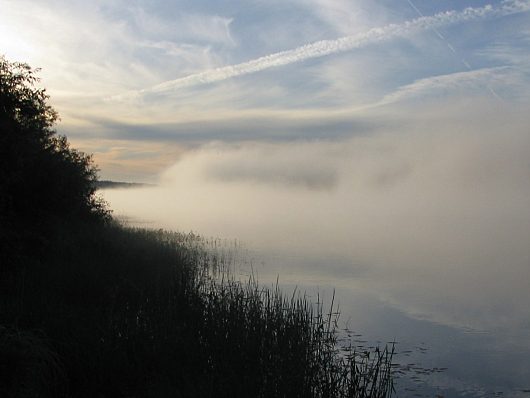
[0,55,109,266]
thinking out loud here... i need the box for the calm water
[100,132,530,397]
[249,248,530,398]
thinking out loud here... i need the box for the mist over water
[102,101,530,396]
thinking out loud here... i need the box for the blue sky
[1,0,529,180]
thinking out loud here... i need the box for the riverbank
[1,221,394,397]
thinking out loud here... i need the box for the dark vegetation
[0,56,394,397]
[95,180,154,190]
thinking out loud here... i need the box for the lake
[100,129,530,397]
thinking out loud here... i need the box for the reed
[1,223,394,397]
[0,326,68,398]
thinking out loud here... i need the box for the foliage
[0,55,108,268]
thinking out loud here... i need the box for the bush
[0,55,108,269]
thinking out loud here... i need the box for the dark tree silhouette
[0,55,108,267]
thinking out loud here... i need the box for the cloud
[70,138,184,182]
[0,0,233,96]
[377,66,516,105]
[127,6,234,46]
[116,0,530,99]
[293,0,388,35]
[66,111,381,143]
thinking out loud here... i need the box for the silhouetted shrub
[0,55,108,269]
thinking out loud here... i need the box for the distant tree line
[96,180,153,190]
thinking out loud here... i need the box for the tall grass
[0,326,68,398]
[1,223,394,397]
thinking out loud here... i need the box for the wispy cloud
[128,7,235,46]
[377,66,515,105]
[115,0,530,99]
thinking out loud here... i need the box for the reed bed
[1,223,394,397]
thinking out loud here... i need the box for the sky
[3,3,530,388]
[1,0,529,181]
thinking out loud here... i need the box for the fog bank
[102,101,530,332]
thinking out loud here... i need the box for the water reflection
[242,249,530,398]
[259,246,523,397]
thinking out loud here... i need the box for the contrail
[406,0,447,41]
[114,0,530,99]
[405,0,505,100]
